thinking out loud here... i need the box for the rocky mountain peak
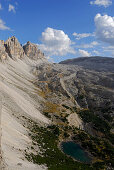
[5,36,25,59]
[23,41,45,60]
[0,36,45,61]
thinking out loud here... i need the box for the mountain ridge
[59,56,114,72]
[0,36,45,61]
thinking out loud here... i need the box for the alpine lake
[61,141,92,163]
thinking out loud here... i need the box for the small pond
[61,141,91,163]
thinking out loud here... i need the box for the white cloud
[103,46,114,50]
[102,46,114,53]
[0,4,2,10]
[94,13,114,45]
[9,4,15,13]
[73,32,94,40]
[39,27,76,56]
[76,41,99,48]
[92,50,100,55]
[78,49,91,57]
[0,19,10,30]
[90,0,112,7]
[91,41,99,46]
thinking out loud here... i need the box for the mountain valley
[0,36,114,170]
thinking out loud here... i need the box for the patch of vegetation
[73,131,114,168]
[26,122,95,170]
[43,112,51,118]
[62,104,72,110]
[37,89,46,98]
[25,100,113,170]
[60,115,68,123]
[77,109,111,134]
[44,102,60,114]
[103,114,113,122]
[78,94,85,100]
[64,132,70,138]
[108,133,114,145]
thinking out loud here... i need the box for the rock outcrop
[0,40,8,61]
[23,41,45,60]
[0,37,45,62]
[5,36,25,59]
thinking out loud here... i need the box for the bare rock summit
[5,36,25,59]
[23,41,45,60]
[0,36,45,62]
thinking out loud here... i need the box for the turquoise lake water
[61,141,91,163]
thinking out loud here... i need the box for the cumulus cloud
[73,32,94,40]
[39,27,76,56]
[9,4,15,13]
[0,19,10,30]
[78,49,91,57]
[94,13,114,45]
[90,0,112,7]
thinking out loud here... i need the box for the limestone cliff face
[0,40,8,61]
[5,36,25,59]
[0,36,45,62]
[23,41,45,60]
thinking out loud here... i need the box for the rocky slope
[31,57,114,169]
[34,60,114,135]
[0,36,50,170]
[0,37,114,169]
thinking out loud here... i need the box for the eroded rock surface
[23,41,45,60]
[0,40,8,61]
[0,36,49,170]
[5,36,25,59]
[0,37,45,62]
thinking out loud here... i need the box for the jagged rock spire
[0,36,45,61]
[5,36,25,59]
[23,41,45,60]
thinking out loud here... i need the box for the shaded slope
[60,56,114,72]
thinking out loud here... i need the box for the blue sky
[0,0,114,62]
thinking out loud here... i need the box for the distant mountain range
[60,56,114,72]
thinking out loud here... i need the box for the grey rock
[60,56,114,72]
[23,41,45,60]
[5,36,25,59]
[0,40,8,61]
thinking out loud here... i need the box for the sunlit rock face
[0,37,45,62]
[0,37,49,170]
[5,36,25,59]
[0,40,8,61]
[23,41,45,60]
